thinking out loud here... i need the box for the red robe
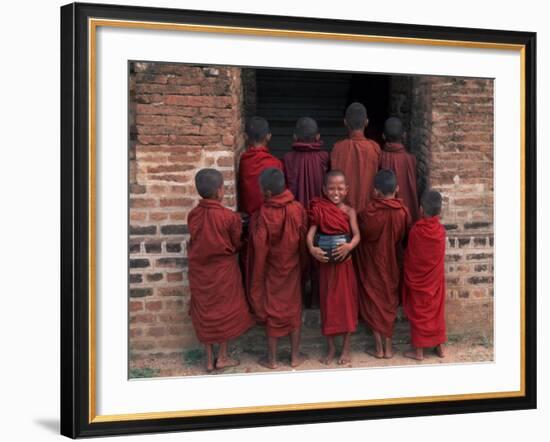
[379,142,420,222]
[402,216,447,348]
[238,146,284,216]
[187,199,254,344]
[249,190,307,337]
[309,197,358,336]
[330,131,381,212]
[283,141,330,208]
[356,198,409,338]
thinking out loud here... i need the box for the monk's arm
[229,213,244,251]
[306,224,328,263]
[333,208,361,261]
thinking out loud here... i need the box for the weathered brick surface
[128,62,246,358]
[396,76,494,338]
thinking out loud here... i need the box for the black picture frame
[60,2,537,438]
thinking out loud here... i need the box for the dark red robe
[402,216,447,348]
[187,199,254,344]
[309,197,358,336]
[238,146,284,216]
[249,190,307,337]
[283,141,330,208]
[379,142,420,223]
[356,197,409,338]
[330,131,381,212]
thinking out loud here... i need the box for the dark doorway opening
[250,68,391,158]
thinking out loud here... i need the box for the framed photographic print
[60,1,537,438]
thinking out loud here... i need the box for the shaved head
[384,117,404,142]
[195,168,223,199]
[374,169,397,196]
[259,168,286,196]
[294,117,319,142]
[421,190,443,216]
[345,102,368,130]
[324,169,346,186]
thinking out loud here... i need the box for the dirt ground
[129,335,494,378]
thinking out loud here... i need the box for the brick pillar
[128,62,246,358]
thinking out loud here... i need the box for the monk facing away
[307,170,360,365]
[249,168,308,369]
[379,117,420,223]
[331,102,381,212]
[238,116,284,217]
[187,169,255,373]
[283,117,330,308]
[403,190,447,361]
[356,169,410,359]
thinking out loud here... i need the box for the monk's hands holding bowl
[332,242,353,262]
[310,246,329,263]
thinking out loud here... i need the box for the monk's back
[331,133,381,212]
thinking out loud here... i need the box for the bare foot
[435,344,446,358]
[384,347,394,359]
[290,353,308,368]
[366,348,384,359]
[258,357,278,369]
[206,361,215,373]
[404,350,423,361]
[215,357,240,369]
[320,348,335,365]
[338,350,352,365]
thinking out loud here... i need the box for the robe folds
[356,197,410,338]
[402,216,447,348]
[283,141,330,208]
[309,197,358,336]
[187,199,254,344]
[238,145,284,216]
[330,131,381,212]
[379,142,420,223]
[249,190,307,337]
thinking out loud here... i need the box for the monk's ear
[266,132,272,143]
[343,118,348,129]
[395,184,400,194]
[292,134,297,142]
[382,133,386,141]
[315,133,320,141]
[364,118,369,129]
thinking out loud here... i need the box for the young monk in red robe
[307,170,360,365]
[283,117,330,308]
[331,102,381,212]
[249,168,308,369]
[238,116,284,216]
[379,117,420,223]
[403,190,447,360]
[187,169,255,372]
[356,169,410,359]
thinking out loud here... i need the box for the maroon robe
[402,216,447,348]
[238,146,284,216]
[379,142,420,222]
[187,199,254,344]
[356,197,409,338]
[283,141,330,208]
[331,131,381,212]
[309,197,358,336]
[249,190,307,337]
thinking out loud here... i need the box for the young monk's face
[324,175,348,205]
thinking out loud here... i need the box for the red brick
[146,301,163,311]
[167,272,183,282]
[160,198,194,207]
[130,301,144,312]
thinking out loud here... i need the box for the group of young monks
[186,102,448,373]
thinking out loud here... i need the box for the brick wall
[405,76,495,338]
[128,62,246,358]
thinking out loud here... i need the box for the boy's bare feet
[320,337,336,365]
[206,361,215,373]
[290,352,307,368]
[404,348,424,361]
[338,349,351,365]
[435,344,446,358]
[366,348,384,359]
[215,357,240,369]
[383,337,394,359]
[258,357,278,369]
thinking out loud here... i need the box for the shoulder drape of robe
[238,146,284,216]
[402,216,447,348]
[309,197,358,336]
[330,131,381,212]
[355,197,409,338]
[249,190,307,337]
[187,199,254,344]
[379,142,420,222]
[283,141,330,208]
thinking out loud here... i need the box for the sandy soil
[130,337,493,378]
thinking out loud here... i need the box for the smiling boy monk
[331,102,381,212]
[187,169,255,373]
[249,168,308,369]
[356,169,410,359]
[307,170,360,365]
[403,190,447,361]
